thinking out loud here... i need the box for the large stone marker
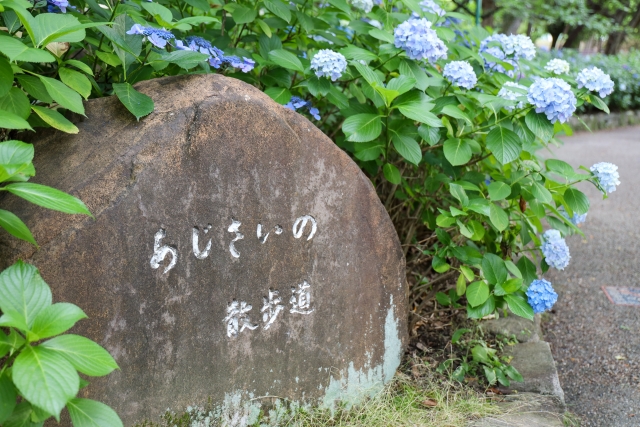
[0,74,406,425]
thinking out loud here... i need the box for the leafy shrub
[0,0,619,389]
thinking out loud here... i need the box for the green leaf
[505,294,534,320]
[175,16,219,26]
[589,95,609,114]
[383,163,401,184]
[451,328,471,343]
[456,273,467,296]
[466,281,490,307]
[67,398,124,427]
[443,138,471,166]
[39,76,84,115]
[486,126,521,164]
[460,265,474,281]
[489,203,509,231]
[31,303,87,339]
[0,56,13,97]
[307,76,331,97]
[0,309,29,331]
[269,49,304,73]
[5,182,91,215]
[95,51,121,67]
[502,278,523,294]
[232,6,258,24]
[342,114,382,142]
[183,0,211,11]
[263,0,291,22]
[141,2,173,24]
[482,253,508,285]
[487,181,511,200]
[0,87,31,119]
[441,104,472,124]
[154,50,209,70]
[525,110,554,142]
[41,334,118,376]
[0,34,56,63]
[256,19,272,37]
[432,256,450,273]
[563,188,589,215]
[327,0,352,13]
[505,260,522,278]
[0,109,32,130]
[0,328,25,358]
[32,13,101,47]
[264,87,291,104]
[64,59,94,76]
[436,291,451,306]
[30,105,79,134]
[339,45,378,62]
[516,256,537,286]
[449,183,468,206]
[0,209,36,245]
[368,28,394,43]
[530,181,552,204]
[112,83,154,121]
[12,345,79,420]
[0,139,33,165]
[399,105,441,127]
[467,295,496,319]
[392,134,422,165]
[353,62,382,86]
[0,261,51,328]
[16,75,53,103]
[59,68,91,99]
[0,372,17,424]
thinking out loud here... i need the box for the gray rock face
[1,74,407,425]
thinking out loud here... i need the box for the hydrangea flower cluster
[497,82,528,111]
[310,50,348,81]
[47,0,69,13]
[174,36,255,72]
[480,34,536,77]
[541,229,571,270]
[527,78,577,124]
[284,97,321,121]
[352,0,374,13]
[443,61,477,89]
[590,162,620,193]
[577,67,615,97]
[545,58,570,75]
[526,279,558,314]
[127,25,175,49]
[560,208,587,226]
[420,0,446,16]
[394,19,448,63]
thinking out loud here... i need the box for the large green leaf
[5,182,91,215]
[39,76,84,115]
[0,109,32,130]
[31,303,87,339]
[59,68,91,99]
[16,75,53,103]
[0,35,56,63]
[67,398,123,427]
[31,105,79,134]
[232,6,258,24]
[0,57,13,97]
[32,13,96,47]
[383,163,401,184]
[112,83,154,121]
[482,253,508,285]
[486,126,521,164]
[141,2,173,23]
[563,188,589,215]
[264,87,292,104]
[339,45,378,62]
[0,261,51,327]
[12,346,79,419]
[0,372,17,424]
[525,110,554,142]
[441,104,472,124]
[0,139,33,165]
[467,295,496,319]
[489,203,509,231]
[443,138,471,166]
[392,134,422,165]
[263,0,291,22]
[516,256,537,286]
[505,295,534,320]
[270,49,305,73]
[0,87,31,119]
[0,209,36,245]
[41,335,118,376]
[466,281,489,307]
[487,181,511,200]
[342,114,382,142]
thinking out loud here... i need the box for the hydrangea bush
[0,0,619,391]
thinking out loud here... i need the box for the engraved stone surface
[0,74,407,425]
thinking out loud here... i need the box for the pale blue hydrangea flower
[175,37,255,72]
[527,77,577,124]
[310,50,347,81]
[541,229,571,270]
[47,0,69,12]
[351,0,374,12]
[443,61,477,89]
[577,67,615,97]
[590,162,620,193]
[480,34,535,77]
[526,279,558,313]
[394,18,447,63]
[126,25,175,49]
[420,0,445,16]
[497,82,528,111]
[365,18,383,29]
[222,55,256,73]
[545,58,570,75]
[284,97,321,120]
[559,208,587,226]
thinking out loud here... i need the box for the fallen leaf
[615,355,627,360]
[421,399,437,408]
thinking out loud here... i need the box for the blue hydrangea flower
[221,55,256,73]
[363,18,383,29]
[559,208,587,226]
[590,162,620,193]
[284,97,321,120]
[47,0,69,12]
[577,67,615,98]
[541,229,571,270]
[545,58,570,75]
[527,78,577,124]
[310,50,347,81]
[498,82,528,111]
[526,279,558,314]
[126,25,175,49]
[175,37,254,72]
[420,0,445,16]
[480,34,535,77]
[394,18,447,63]
[352,0,374,13]
[443,61,477,89]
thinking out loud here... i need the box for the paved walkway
[544,126,640,426]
